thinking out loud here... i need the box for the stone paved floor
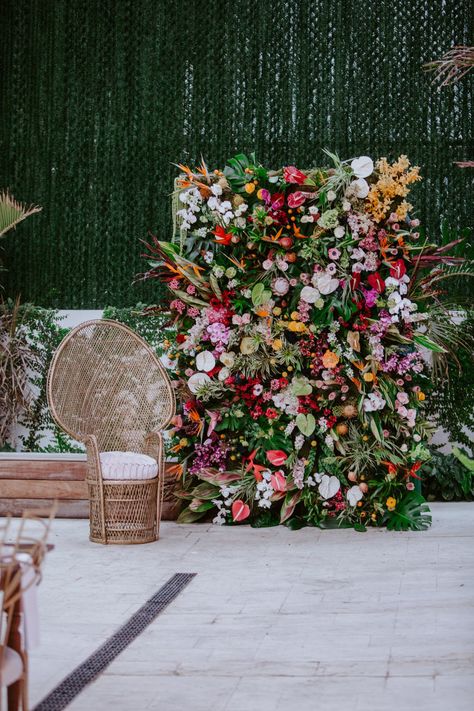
[27,503,474,710]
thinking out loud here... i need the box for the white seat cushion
[99,451,158,481]
[0,647,23,686]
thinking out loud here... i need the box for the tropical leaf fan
[0,190,42,238]
[386,492,432,531]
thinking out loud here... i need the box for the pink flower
[328,391,337,400]
[186,284,197,295]
[169,279,180,290]
[283,166,307,185]
[287,191,306,208]
[406,482,415,491]
[328,248,341,260]
[397,392,409,405]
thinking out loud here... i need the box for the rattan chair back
[47,320,175,544]
[47,320,175,452]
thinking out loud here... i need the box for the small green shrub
[422,449,474,501]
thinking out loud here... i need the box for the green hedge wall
[1,0,472,308]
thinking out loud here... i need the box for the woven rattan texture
[47,319,175,543]
[1,0,472,308]
[32,573,196,711]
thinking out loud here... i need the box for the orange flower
[322,350,340,369]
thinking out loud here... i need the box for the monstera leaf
[386,492,432,531]
[224,153,257,191]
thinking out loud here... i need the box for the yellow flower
[386,496,397,511]
[179,438,189,447]
[290,311,300,321]
[363,372,375,382]
[272,307,282,316]
[272,338,283,351]
[244,182,256,194]
[287,320,306,333]
[322,349,340,369]
[418,391,426,401]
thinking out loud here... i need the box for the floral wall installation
[140,152,458,531]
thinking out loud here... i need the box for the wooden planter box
[0,453,182,520]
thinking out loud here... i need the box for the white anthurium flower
[195,350,216,372]
[316,272,340,295]
[347,485,364,506]
[351,156,374,178]
[318,474,341,500]
[300,286,321,304]
[220,351,235,368]
[352,178,370,199]
[188,372,211,393]
[218,367,230,381]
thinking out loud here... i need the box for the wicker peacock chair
[47,320,175,544]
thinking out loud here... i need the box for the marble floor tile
[20,502,474,710]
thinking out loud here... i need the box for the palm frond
[0,190,42,238]
[424,45,474,86]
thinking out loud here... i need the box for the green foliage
[102,304,174,357]
[17,306,81,452]
[422,450,474,501]
[385,492,432,531]
[0,1,472,307]
[14,304,173,452]
[428,316,474,449]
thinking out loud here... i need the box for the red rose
[283,166,307,185]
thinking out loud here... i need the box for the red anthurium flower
[283,166,307,185]
[287,191,306,208]
[213,225,233,245]
[270,470,287,493]
[367,272,385,293]
[350,272,361,291]
[266,450,288,466]
[269,193,285,211]
[245,449,267,482]
[389,259,407,280]
[232,500,250,522]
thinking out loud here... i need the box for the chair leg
[20,654,28,711]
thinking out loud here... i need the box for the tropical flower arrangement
[140,151,466,531]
